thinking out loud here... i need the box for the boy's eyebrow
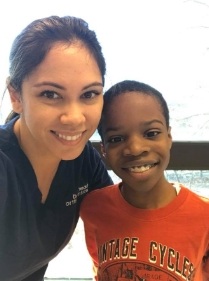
[144,119,164,126]
[104,119,165,134]
[33,81,103,90]
[104,126,120,134]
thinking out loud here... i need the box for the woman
[0,15,113,281]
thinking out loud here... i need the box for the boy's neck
[119,182,177,209]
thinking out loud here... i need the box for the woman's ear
[7,78,23,114]
[100,142,106,158]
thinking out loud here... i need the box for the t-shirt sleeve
[200,196,209,280]
[83,219,99,280]
[203,248,209,280]
[80,193,99,281]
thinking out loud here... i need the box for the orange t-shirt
[80,184,209,281]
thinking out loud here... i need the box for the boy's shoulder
[87,183,118,197]
[80,183,119,220]
[181,184,209,212]
[177,183,209,200]
[81,183,119,208]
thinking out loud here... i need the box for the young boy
[80,80,209,281]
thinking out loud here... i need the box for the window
[1,0,209,141]
[0,0,208,279]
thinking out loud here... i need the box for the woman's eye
[82,91,100,99]
[41,90,60,99]
[108,136,124,143]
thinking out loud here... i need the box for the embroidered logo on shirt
[65,184,88,206]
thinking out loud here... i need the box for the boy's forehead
[105,92,160,110]
[103,93,165,124]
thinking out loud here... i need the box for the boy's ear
[100,142,106,158]
[7,80,23,114]
[100,142,111,169]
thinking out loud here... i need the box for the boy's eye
[82,91,100,99]
[41,90,60,99]
[146,130,160,138]
[108,136,124,143]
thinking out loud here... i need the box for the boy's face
[102,92,172,195]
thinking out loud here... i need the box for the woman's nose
[123,136,150,156]
[59,103,85,125]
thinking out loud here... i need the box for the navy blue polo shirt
[0,118,113,281]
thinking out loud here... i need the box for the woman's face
[11,42,103,160]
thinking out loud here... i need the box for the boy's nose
[123,136,150,156]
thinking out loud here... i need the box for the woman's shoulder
[0,120,29,183]
[0,118,19,150]
[0,149,18,180]
[0,149,20,209]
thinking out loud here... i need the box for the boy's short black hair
[98,80,170,142]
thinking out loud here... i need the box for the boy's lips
[127,163,157,173]
[122,161,158,173]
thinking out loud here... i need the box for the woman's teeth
[57,133,82,141]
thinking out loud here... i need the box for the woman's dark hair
[5,15,106,122]
[98,80,170,142]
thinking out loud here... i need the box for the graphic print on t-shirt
[97,237,196,281]
[99,262,179,281]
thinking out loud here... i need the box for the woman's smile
[52,130,83,141]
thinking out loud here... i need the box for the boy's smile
[121,160,158,173]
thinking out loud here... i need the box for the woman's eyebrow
[33,81,103,90]
[83,82,103,90]
[34,81,65,90]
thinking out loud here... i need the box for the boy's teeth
[128,164,153,173]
